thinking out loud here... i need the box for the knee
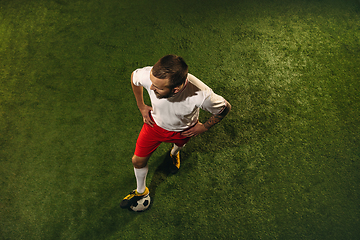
[132,155,149,169]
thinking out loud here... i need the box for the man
[120,55,231,209]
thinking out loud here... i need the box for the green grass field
[1,0,359,239]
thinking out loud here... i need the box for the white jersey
[132,66,226,132]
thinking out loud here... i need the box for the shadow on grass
[148,150,188,207]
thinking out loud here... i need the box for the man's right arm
[131,72,155,127]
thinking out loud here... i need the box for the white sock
[134,165,148,194]
[171,144,185,156]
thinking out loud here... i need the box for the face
[150,71,176,99]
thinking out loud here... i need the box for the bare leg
[132,155,150,169]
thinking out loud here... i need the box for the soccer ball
[130,194,151,212]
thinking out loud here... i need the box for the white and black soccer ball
[130,194,151,212]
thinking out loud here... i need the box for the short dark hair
[152,55,188,89]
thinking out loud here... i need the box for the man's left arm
[181,100,231,137]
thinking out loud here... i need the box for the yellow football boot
[120,187,149,209]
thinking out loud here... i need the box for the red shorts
[134,120,192,157]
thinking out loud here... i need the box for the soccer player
[120,55,231,209]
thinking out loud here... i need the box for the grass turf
[1,0,359,239]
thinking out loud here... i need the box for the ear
[172,86,181,94]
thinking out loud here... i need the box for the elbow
[226,100,231,112]
[219,100,231,117]
[224,100,231,115]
